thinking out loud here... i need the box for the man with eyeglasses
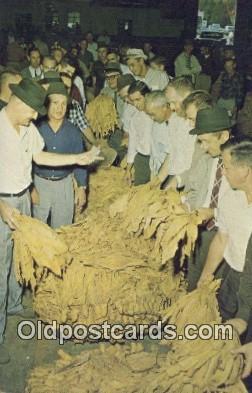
[101,62,124,118]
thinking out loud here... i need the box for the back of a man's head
[167,76,194,98]
[128,80,150,97]
[0,70,21,94]
[145,90,167,108]
[183,90,215,112]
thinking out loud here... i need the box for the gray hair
[145,90,168,108]
[182,90,215,112]
[221,139,252,168]
[166,76,194,97]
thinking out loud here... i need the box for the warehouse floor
[0,292,167,393]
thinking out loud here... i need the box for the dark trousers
[108,128,127,164]
[133,153,150,186]
[217,262,242,321]
[187,227,241,321]
[187,228,217,292]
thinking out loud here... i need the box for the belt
[35,174,69,182]
[0,187,29,198]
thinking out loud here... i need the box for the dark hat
[104,62,122,74]
[47,82,68,97]
[10,78,47,115]
[190,105,231,135]
[117,74,135,91]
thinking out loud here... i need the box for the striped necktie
[207,157,223,231]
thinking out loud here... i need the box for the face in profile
[127,58,144,77]
[128,91,145,111]
[14,97,38,126]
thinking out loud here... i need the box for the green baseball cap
[47,82,68,97]
[190,106,231,135]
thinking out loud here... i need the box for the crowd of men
[1,31,252,384]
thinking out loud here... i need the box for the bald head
[0,70,22,103]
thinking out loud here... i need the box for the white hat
[126,48,147,61]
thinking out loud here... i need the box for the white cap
[126,48,147,61]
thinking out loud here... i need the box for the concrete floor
[0,292,167,393]
[0,292,113,393]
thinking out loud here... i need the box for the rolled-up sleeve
[31,124,45,156]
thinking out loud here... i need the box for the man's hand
[196,207,214,222]
[0,200,20,230]
[125,166,134,187]
[232,342,252,378]
[30,187,40,205]
[149,176,161,189]
[75,146,104,166]
[197,272,214,288]
[165,176,178,190]
[226,318,248,336]
[75,187,87,214]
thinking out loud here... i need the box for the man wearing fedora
[181,106,232,292]
[0,78,102,364]
[126,48,170,91]
[33,81,88,228]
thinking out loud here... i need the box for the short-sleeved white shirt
[150,113,196,176]
[127,110,153,164]
[0,108,44,194]
[217,189,252,272]
[137,68,170,90]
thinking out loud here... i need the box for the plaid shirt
[220,71,245,108]
[68,99,89,132]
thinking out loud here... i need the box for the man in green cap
[0,78,102,364]
[180,105,232,291]
[33,81,88,228]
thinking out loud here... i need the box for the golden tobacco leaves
[85,94,119,138]
[26,283,246,393]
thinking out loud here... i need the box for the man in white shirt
[182,106,232,292]
[126,48,170,90]
[117,73,136,134]
[126,81,153,186]
[174,39,202,84]
[144,91,196,183]
[0,78,102,364]
[198,140,252,321]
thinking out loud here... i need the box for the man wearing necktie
[184,106,232,292]
[21,47,44,81]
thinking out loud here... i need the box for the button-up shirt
[127,110,153,164]
[150,113,196,176]
[0,108,44,193]
[217,189,252,272]
[136,68,170,90]
[34,119,87,187]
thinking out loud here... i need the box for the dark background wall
[0,0,251,56]
[0,0,197,38]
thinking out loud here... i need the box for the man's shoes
[8,308,36,319]
[0,343,10,365]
